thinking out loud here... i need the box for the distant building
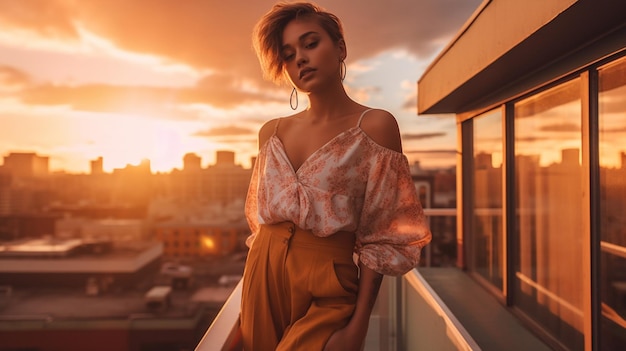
[205,151,250,206]
[154,220,247,258]
[0,238,161,288]
[215,150,235,165]
[0,238,212,351]
[55,218,147,242]
[171,151,252,206]
[0,172,11,216]
[48,203,147,219]
[0,213,60,241]
[2,152,49,178]
[90,156,104,175]
[111,160,153,206]
[183,152,202,171]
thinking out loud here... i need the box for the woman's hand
[323,324,363,351]
[223,317,243,351]
[324,261,383,351]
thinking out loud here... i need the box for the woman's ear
[337,39,347,61]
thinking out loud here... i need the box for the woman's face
[280,18,345,92]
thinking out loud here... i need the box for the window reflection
[514,78,584,351]
[471,109,504,290]
[598,55,626,350]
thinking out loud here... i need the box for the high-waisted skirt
[240,222,358,351]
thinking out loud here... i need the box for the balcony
[195,209,549,351]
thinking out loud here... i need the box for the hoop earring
[290,87,298,110]
[340,60,347,81]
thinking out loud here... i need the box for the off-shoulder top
[244,109,432,276]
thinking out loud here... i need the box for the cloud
[193,125,255,138]
[402,95,417,111]
[402,132,446,140]
[0,0,78,40]
[474,136,502,143]
[602,126,626,133]
[515,136,554,143]
[178,73,282,108]
[329,0,477,60]
[540,123,580,132]
[17,72,283,113]
[405,149,457,154]
[21,83,172,112]
[0,65,30,84]
[0,0,482,172]
[0,65,31,91]
[0,0,481,82]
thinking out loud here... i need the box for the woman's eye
[283,53,295,61]
[305,41,318,49]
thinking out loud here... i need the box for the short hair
[252,2,344,84]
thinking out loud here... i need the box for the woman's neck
[304,84,359,122]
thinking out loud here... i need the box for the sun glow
[73,113,225,173]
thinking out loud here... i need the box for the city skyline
[0,149,249,175]
[0,0,482,173]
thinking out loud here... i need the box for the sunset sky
[0,0,482,173]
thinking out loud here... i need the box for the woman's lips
[299,68,316,79]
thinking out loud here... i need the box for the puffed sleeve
[356,151,432,276]
[244,153,263,248]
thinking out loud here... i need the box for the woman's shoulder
[257,118,279,149]
[257,112,302,149]
[359,108,403,153]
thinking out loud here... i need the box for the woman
[238,2,431,350]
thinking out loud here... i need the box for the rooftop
[0,239,162,274]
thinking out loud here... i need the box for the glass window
[470,109,504,290]
[514,78,584,350]
[598,55,626,350]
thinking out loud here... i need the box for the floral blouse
[244,109,432,276]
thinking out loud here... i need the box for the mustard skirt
[240,222,358,351]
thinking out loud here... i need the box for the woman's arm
[325,109,401,350]
[324,261,383,351]
[352,261,384,339]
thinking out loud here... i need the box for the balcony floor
[419,267,552,351]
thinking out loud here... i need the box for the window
[470,109,504,291]
[514,78,584,350]
[598,55,626,350]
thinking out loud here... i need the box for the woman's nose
[296,53,308,67]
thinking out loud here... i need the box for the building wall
[154,223,245,258]
[417,0,626,349]
[0,324,201,351]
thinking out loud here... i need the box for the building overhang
[417,0,626,115]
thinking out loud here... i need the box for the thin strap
[357,108,374,127]
[273,118,282,136]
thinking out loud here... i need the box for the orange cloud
[405,149,456,154]
[540,123,581,133]
[0,0,482,173]
[0,0,481,83]
[193,125,255,138]
[403,132,447,140]
[0,65,31,89]
[0,0,78,40]
[17,72,282,113]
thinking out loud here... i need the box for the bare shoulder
[359,109,403,153]
[257,118,280,150]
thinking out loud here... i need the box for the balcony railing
[195,279,243,351]
[195,208,473,351]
